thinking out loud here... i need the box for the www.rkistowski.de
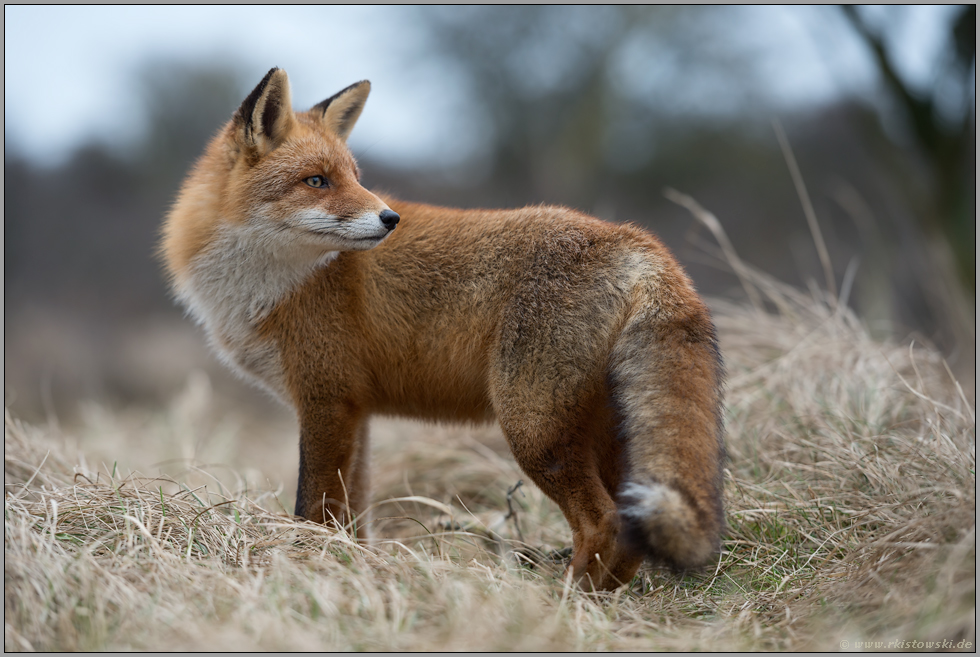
[841,639,973,650]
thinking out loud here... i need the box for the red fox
[161,68,726,590]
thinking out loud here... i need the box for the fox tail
[609,298,726,570]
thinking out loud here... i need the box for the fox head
[163,68,398,283]
[228,68,398,246]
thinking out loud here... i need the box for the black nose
[379,209,400,230]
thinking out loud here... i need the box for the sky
[3,5,962,169]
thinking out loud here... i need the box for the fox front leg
[295,406,370,536]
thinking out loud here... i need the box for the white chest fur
[174,222,336,403]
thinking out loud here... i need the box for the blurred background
[4,5,976,427]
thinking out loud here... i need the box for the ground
[4,264,975,651]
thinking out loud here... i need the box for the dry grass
[5,254,975,651]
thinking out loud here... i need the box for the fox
[161,68,726,591]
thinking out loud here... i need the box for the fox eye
[304,176,328,189]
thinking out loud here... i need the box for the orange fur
[162,69,726,590]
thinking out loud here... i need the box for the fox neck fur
[173,218,340,401]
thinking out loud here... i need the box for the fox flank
[161,68,726,590]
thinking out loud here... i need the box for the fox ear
[311,80,370,141]
[234,67,295,153]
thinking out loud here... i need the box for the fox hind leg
[492,384,643,591]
